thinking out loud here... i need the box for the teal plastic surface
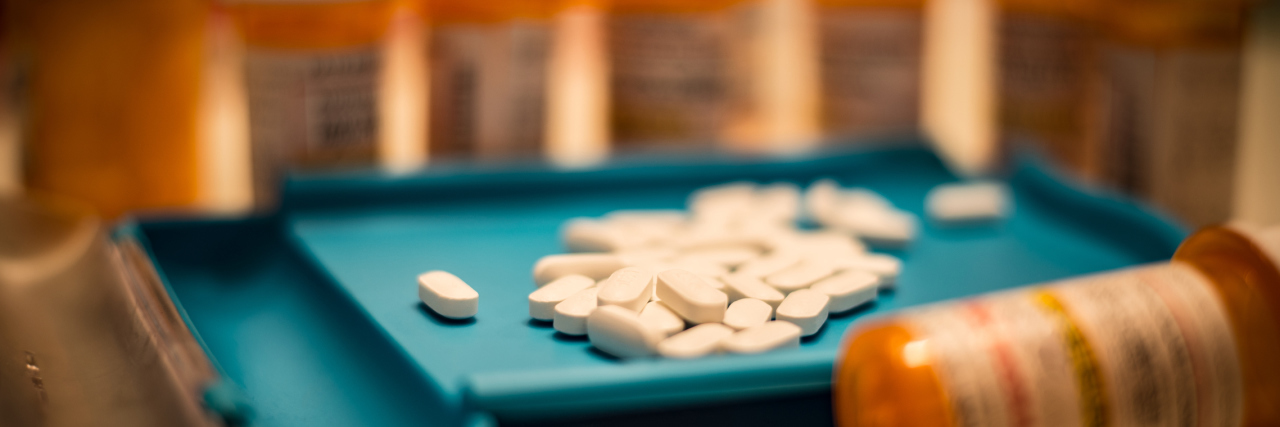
[129,145,1185,426]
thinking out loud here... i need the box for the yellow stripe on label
[1034,290,1109,427]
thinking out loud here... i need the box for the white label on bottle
[907,263,1241,427]
[608,12,730,145]
[430,22,550,160]
[817,7,921,137]
[245,47,381,157]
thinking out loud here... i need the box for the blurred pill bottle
[425,0,554,162]
[834,224,1280,426]
[1087,0,1246,227]
[606,0,746,150]
[228,0,394,207]
[995,0,1101,175]
[815,0,924,143]
[13,0,209,219]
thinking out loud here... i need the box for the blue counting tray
[124,144,1186,427]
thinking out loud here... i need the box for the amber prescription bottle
[834,224,1280,426]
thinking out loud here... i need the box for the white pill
[676,245,761,268]
[561,218,642,252]
[657,323,735,359]
[720,274,785,309]
[843,188,892,210]
[775,289,830,336]
[827,253,902,288]
[666,259,731,279]
[765,260,836,293]
[689,182,758,218]
[733,251,801,278]
[834,207,916,247]
[804,178,841,225]
[724,299,773,330]
[533,253,627,287]
[597,267,655,312]
[810,270,879,313]
[587,305,664,358]
[721,321,802,354]
[655,269,729,324]
[781,231,866,259]
[553,287,600,335]
[756,182,801,222]
[528,274,596,321]
[417,271,479,319]
[925,181,1011,223]
[639,301,686,337]
[615,247,678,266]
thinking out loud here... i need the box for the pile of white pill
[526,180,917,359]
[415,179,1010,360]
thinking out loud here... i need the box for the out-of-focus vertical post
[546,1,610,167]
[921,0,998,175]
[1234,1,1280,225]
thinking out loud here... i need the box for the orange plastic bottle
[834,224,1280,426]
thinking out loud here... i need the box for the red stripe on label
[964,302,1034,427]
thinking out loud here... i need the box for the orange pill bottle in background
[834,224,1280,426]
[227,0,394,207]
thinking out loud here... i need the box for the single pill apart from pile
[721,321,802,354]
[657,323,736,359]
[528,275,596,321]
[553,287,599,335]
[587,305,665,359]
[810,270,879,313]
[765,260,837,293]
[417,271,479,319]
[597,267,656,312]
[656,269,729,324]
[925,181,1011,223]
[721,274,785,309]
[775,289,830,336]
[723,299,773,330]
[533,253,628,287]
[639,301,686,337]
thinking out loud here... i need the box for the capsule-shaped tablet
[676,245,761,268]
[720,274,785,309]
[775,289,830,336]
[765,260,836,293]
[925,181,1010,224]
[733,252,801,279]
[587,305,664,358]
[655,269,729,324]
[781,231,865,259]
[639,301,685,337]
[561,218,644,252]
[756,182,801,222]
[597,267,655,312]
[533,253,627,287]
[804,178,841,225]
[723,299,773,330]
[721,321,802,354]
[833,207,916,248]
[666,259,731,280]
[528,275,596,321]
[810,270,879,313]
[553,287,599,335]
[827,253,901,288]
[657,323,735,359]
[417,271,479,319]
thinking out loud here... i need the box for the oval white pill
[639,301,685,337]
[723,299,773,330]
[804,178,841,225]
[810,270,879,313]
[528,275,596,321]
[765,260,836,293]
[827,253,901,288]
[533,253,627,287]
[657,323,735,359]
[925,181,1010,223]
[587,305,664,359]
[562,218,641,252]
[553,287,599,335]
[655,269,729,324]
[417,271,479,319]
[834,207,916,248]
[721,321,802,354]
[732,252,801,278]
[720,274,785,309]
[775,289,830,336]
[597,267,655,312]
[676,245,761,268]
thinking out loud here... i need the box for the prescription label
[907,263,1242,427]
[817,8,921,138]
[429,23,550,160]
[608,12,730,146]
[245,47,380,158]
